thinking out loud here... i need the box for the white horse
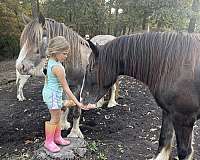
[16,13,118,138]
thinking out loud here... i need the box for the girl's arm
[52,65,96,110]
[52,65,83,108]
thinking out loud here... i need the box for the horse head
[16,13,48,76]
[81,40,113,105]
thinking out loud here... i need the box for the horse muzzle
[16,62,34,76]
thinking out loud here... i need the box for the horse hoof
[17,96,26,101]
[22,97,26,101]
[17,95,26,101]
[107,101,118,108]
[67,129,84,139]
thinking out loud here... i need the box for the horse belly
[163,80,200,114]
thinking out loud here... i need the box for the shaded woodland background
[1,1,200,159]
[1,0,200,60]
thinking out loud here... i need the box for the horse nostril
[178,147,188,159]
[22,64,25,71]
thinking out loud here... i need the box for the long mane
[97,32,200,93]
[20,18,90,73]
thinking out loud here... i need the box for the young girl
[42,36,95,153]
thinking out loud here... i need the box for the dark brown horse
[81,32,200,160]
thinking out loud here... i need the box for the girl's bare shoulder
[52,65,64,76]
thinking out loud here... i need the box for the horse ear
[87,40,99,58]
[96,42,100,48]
[38,12,45,27]
[85,34,90,40]
[22,13,32,25]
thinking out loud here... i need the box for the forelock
[20,19,43,50]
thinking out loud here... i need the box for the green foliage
[87,141,107,160]
[0,0,30,60]
[87,141,98,153]
[0,0,200,59]
[0,35,20,61]
[97,152,107,160]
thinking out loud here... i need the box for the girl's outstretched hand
[79,103,96,110]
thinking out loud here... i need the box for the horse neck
[105,35,163,94]
[119,33,200,95]
[45,19,89,75]
[99,33,200,98]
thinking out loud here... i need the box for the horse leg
[68,107,84,138]
[60,108,71,130]
[60,98,76,130]
[96,96,105,108]
[173,115,194,160]
[96,82,118,108]
[16,70,30,101]
[96,80,119,108]
[107,83,119,107]
[154,110,174,160]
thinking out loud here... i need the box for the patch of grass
[87,141,107,160]
[97,152,107,160]
[88,141,98,153]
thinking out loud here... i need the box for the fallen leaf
[24,140,33,145]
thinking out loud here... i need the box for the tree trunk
[142,10,148,30]
[31,0,39,18]
[157,20,162,31]
[188,0,200,33]
[114,7,119,36]
[122,25,126,35]
[107,4,112,34]
[188,17,196,33]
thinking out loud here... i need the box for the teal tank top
[43,59,65,93]
[42,59,65,108]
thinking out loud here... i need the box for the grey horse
[16,13,118,138]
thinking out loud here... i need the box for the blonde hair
[48,36,70,55]
[43,36,70,79]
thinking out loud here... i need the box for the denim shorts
[42,90,63,109]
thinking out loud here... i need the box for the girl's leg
[49,109,61,124]
[44,109,61,152]
[49,109,70,146]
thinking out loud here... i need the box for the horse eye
[36,49,39,54]
[89,66,93,72]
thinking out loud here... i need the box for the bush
[0,35,20,61]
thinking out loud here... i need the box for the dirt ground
[0,60,200,160]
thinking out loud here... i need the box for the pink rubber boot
[54,123,70,145]
[44,121,60,152]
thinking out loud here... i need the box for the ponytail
[43,55,50,75]
[43,55,50,83]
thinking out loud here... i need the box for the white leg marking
[79,74,85,101]
[154,147,171,160]
[186,130,194,160]
[16,42,30,101]
[107,83,118,107]
[68,117,84,138]
[154,131,175,160]
[96,97,105,108]
[60,109,71,130]
[16,71,30,101]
